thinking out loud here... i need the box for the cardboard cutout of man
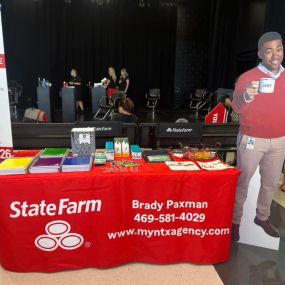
[232,32,285,241]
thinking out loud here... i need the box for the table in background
[90,87,106,113]
[37,87,52,122]
[0,161,239,272]
[62,87,76,122]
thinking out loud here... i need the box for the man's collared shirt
[258,63,284,79]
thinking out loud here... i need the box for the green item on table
[41,148,69,157]
[94,152,106,165]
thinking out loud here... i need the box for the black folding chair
[189,89,213,117]
[146,89,160,114]
[93,92,125,121]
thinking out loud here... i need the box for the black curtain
[1,0,177,110]
[264,0,285,37]
[207,0,240,91]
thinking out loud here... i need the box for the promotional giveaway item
[13,150,42,158]
[114,138,122,158]
[143,150,172,163]
[130,145,142,160]
[41,148,69,157]
[29,157,65,174]
[94,152,107,165]
[62,156,93,172]
[0,157,34,175]
[258,78,275,93]
[71,128,96,156]
[105,142,114,161]
[102,160,141,173]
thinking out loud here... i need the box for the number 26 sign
[0,147,13,159]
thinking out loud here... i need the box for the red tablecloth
[0,161,240,272]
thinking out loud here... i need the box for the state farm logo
[95,127,112,132]
[35,220,84,252]
[166,127,193,133]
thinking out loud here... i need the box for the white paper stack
[195,159,233,171]
[165,161,201,171]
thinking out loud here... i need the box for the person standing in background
[118,68,130,95]
[69,68,84,112]
[104,66,117,98]
[232,32,285,242]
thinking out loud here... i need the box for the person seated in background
[118,68,130,94]
[112,98,138,123]
[103,66,117,98]
[224,97,239,123]
[217,88,239,123]
[69,68,84,112]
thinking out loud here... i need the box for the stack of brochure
[29,148,68,174]
[40,148,69,157]
[195,159,233,171]
[13,149,42,158]
[165,161,201,171]
[29,157,65,174]
[0,157,34,175]
[62,156,93,172]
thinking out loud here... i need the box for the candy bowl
[184,148,216,160]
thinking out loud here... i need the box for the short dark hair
[118,98,134,113]
[258,32,282,50]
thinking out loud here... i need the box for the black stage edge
[12,121,239,149]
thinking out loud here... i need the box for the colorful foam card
[0,157,34,169]
[13,150,42,158]
[41,148,69,157]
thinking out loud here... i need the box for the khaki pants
[233,133,285,224]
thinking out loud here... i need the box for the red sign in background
[205,103,228,124]
[0,147,13,160]
[0,54,6,68]
[0,163,239,272]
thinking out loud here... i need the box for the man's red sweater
[233,66,285,138]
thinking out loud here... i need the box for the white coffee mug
[259,78,275,93]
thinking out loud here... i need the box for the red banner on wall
[0,54,6,68]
